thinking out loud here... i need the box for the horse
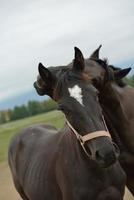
[88,46,134,195]
[34,46,134,194]
[8,47,126,200]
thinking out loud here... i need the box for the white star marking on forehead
[68,85,84,106]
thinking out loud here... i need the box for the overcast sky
[0,0,134,103]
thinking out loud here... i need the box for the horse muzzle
[94,142,120,168]
[33,82,46,96]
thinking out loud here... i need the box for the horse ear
[90,45,102,59]
[73,47,85,71]
[114,67,131,80]
[38,63,57,94]
[38,63,52,81]
[38,63,54,82]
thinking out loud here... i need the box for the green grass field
[0,110,64,162]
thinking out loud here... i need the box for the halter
[66,115,111,158]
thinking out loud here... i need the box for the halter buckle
[78,135,85,145]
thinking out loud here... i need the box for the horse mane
[90,57,108,67]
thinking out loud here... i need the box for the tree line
[0,99,57,124]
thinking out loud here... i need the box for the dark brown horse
[34,46,134,194]
[8,48,126,200]
[99,78,134,195]
[88,47,134,195]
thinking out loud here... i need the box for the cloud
[0,0,134,102]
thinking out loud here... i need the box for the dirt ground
[0,162,21,200]
[0,162,133,200]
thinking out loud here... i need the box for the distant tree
[42,99,57,113]
[20,105,29,118]
[27,100,42,116]
[0,99,58,124]
[130,75,134,86]
[10,105,29,120]
[6,109,12,122]
[124,74,134,87]
[0,111,6,124]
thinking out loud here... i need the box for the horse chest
[56,153,124,200]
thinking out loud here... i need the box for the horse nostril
[95,150,104,161]
[95,149,117,167]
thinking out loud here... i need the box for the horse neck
[99,82,129,143]
[61,124,82,158]
[61,123,92,164]
[107,83,134,124]
[114,84,134,116]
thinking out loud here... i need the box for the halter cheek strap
[66,118,111,158]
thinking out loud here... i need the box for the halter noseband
[66,116,111,158]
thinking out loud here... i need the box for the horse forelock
[52,70,92,101]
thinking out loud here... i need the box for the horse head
[34,47,120,168]
[88,45,131,89]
